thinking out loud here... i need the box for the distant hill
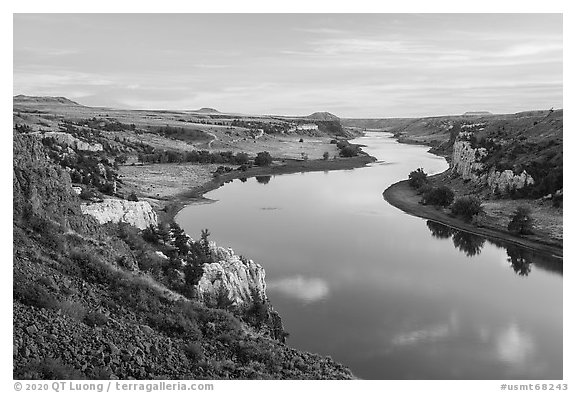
[463,111,492,116]
[193,107,220,114]
[13,95,81,106]
[307,112,340,121]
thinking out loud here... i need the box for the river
[176,132,562,379]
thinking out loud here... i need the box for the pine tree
[200,229,211,260]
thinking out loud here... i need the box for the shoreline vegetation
[383,177,563,259]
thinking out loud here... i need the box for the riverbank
[121,153,376,225]
[383,180,563,258]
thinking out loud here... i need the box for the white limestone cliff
[195,243,267,308]
[451,140,486,181]
[80,198,157,229]
[451,140,534,193]
[36,131,103,152]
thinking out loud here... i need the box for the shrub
[254,151,273,166]
[339,145,360,157]
[142,225,159,244]
[507,206,534,235]
[235,152,250,165]
[422,186,454,207]
[127,192,139,202]
[70,248,115,285]
[19,358,84,380]
[408,168,428,189]
[322,151,330,160]
[146,301,201,340]
[451,196,483,222]
[183,341,205,363]
[79,187,95,200]
[13,277,59,310]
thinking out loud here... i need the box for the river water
[176,132,562,379]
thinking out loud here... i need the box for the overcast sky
[13,14,562,118]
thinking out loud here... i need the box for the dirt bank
[383,180,563,258]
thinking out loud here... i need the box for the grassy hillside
[12,133,354,380]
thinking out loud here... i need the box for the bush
[451,196,483,222]
[507,206,534,235]
[339,145,360,157]
[13,277,59,310]
[235,152,250,165]
[322,152,330,160]
[19,358,84,380]
[70,249,115,285]
[183,341,205,363]
[254,151,273,166]
[146,301,201,339]
[127,192,139,202]
[408,168,428,189]
[422,186,454,207]
[79,187,95,200]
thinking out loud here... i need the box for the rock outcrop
[196,243,267,308]
[451,139,534,193]
[486,168,534,193]
[80,199,157,229]
[451,140,486,181]
[36,131,103,152]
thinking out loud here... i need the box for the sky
[13,13,563,118]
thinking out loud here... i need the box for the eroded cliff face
[35,131,103,152]
[80,199,157,230]
[451,139,534,193]
[451,140,486,181]
[196,242,267,308]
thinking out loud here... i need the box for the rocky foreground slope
[13,134,353,379]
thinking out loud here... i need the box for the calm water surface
[176,132,562,379]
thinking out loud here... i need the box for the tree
[408,168,428,190]
[234,152,249,165]
[422,186,454,207]
[142,225,159,244]
[507,206,534,235]
[254,151,272,166]
[339,145,360,157]
[200,229,211,259]
[170,222,190,256]
[156,224,171,245]
[451,196,483,222]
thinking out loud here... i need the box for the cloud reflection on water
[267,275,330,304]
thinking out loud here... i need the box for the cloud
[16,47,81,57]
[293,27,350,35]
[267,276,329,304]
[13,70,115,92]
